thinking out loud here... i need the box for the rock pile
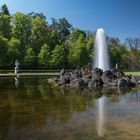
[57,64,139,88]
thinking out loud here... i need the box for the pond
[0,77,140,140]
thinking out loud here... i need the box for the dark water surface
[0,77,140,140]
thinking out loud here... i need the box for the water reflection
[129,88,140,104]
[97,96,106,137]
[15,76,19,88]
[96,87,135,137]
[0,78,140,140]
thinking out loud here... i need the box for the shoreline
[0,72,140,77]
[0,72,60,77]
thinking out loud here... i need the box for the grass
[125,71,140,75]
[0,72,59,77]
[0,70,60,73]
[0,71,140,77]
[0,70,60,77]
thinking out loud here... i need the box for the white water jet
[94,28,109,137]
[94,28,109,71]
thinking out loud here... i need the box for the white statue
[15,59,20,74]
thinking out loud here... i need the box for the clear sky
[0,0,140,42]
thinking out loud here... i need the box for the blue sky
[0,0,140,42]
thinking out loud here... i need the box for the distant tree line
[0,4,140,70]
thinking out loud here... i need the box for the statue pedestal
[15,66,19,74]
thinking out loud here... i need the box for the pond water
[0,77,140,140]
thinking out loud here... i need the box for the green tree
[86,32,95,61]
[11,12,32,57]
[70,28,86,42]
[7,38,20,67]
[28,12,46,20]
[69,33,89,68]
[50,45,68,69]
[125,38,140,70]
[48,18,71,50]
[30,16,48,55]
[1,4,10,15]
[58,18,72,43]
[0,35,8,67]
[24,47,36,67]
[38,44,51,67]
[108,37,129,69]
[48,18,59,49]
[0,4,11,39]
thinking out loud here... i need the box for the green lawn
[125,72,140,75]
[0,71,140,77]
[0,72,59,77]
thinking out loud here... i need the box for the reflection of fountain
[94,28,109,137]
[97,96,106,137]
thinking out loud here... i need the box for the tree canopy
[0,4,140,70]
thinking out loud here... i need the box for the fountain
[49,28,138,88]
[94,28,108,137]
[47,27,140,139]
[94,28,109,71]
